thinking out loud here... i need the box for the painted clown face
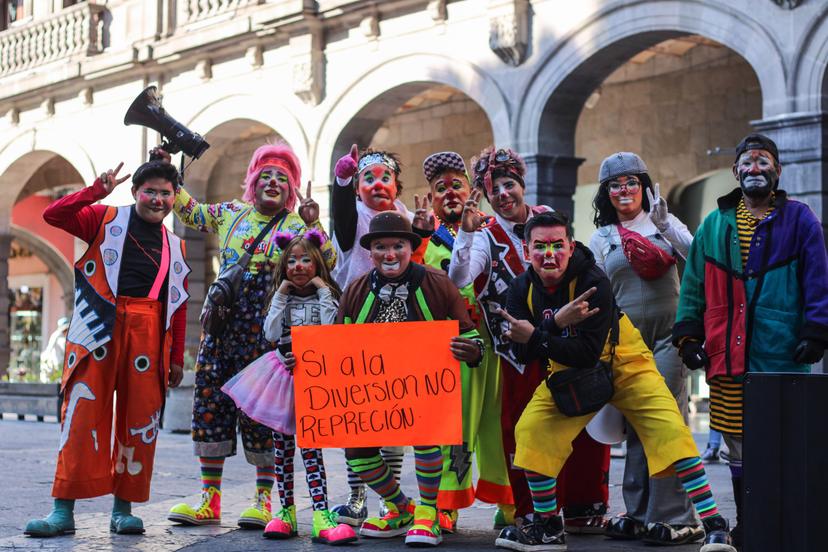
[607,175,643,219]
[527,225,575,288]
[358,164,398,211]
[255,168,290,215]
[733,149,780,199]
[132,178,175,224]
[490,175,526,222]
[430,169,470,224]
[370,237,412,279]
[285,243,317,289]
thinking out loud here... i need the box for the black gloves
[793,338,825,364]
[680,340,709,370]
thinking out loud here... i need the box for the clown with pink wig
[167,143,335,531]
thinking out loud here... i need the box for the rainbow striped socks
[347,455,409,510]
[526,471,558,517]
[200,457,224,492]
[256,464,276,495]
[414,446,443,508]
[674,457,719,519]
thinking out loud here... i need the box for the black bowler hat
[359,211,422,250]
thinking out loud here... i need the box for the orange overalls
[52,205,189,502]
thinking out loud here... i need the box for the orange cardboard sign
[292,320,462,449]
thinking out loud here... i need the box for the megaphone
[124,86,210,159]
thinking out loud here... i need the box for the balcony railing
[0,2,106,77]
[178,0,261,25]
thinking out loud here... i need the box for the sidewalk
[0,417,733,551]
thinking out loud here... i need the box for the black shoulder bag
[536,279,619,417]
[200,210,284,337]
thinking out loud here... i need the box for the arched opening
[331,83,494,207]
[0,152,82,380]
[550,35,761,242]
[173,118,283,355]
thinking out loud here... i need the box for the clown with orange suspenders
[26,159,189,538]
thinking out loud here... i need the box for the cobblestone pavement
[0,416,733,551]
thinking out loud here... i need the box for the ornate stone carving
[196,59,213,81]
[427,0,447,23]
[6,107,19,126]
[42,98,55,118]
[360,13,380,39]
[489,0,529,67]
[179,0,259,25]
[246,45,263,69]
[290,26,324,105]
[79,87,94,106]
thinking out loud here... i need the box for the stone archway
[314,53,510,187]
[513,0,783,215]
[0,149,85,377]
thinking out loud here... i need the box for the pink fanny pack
[616,224,676,281]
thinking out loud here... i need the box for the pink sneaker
[312,509,358,545]
[263,505,296,539]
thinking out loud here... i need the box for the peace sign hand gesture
[412,193,435,232]
[553,287,600,329]
[99,162,131,195]
[461,188,485,233]
[646,182,669,232]
[297,180,320,225]
[496,308,536,344]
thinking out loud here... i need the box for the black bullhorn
[124,86,210,159]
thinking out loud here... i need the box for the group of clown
[24,130,828,552]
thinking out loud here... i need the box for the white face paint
[381,261,401,272]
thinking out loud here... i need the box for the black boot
[701,515,736,552]
[730,477,743,549]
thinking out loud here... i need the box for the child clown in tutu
[222,229,356,545]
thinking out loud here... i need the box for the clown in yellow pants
[515,315,697,480]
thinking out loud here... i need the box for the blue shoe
[24,499,75,538]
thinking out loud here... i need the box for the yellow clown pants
[514,315,698,479]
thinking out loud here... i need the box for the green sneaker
[168,486,221,526]
[312,509,358,544]
[263,505,297,539]
[238,489,272,529]
[360,499,415,538]
[24,499,76,538]
[405,505,442,546]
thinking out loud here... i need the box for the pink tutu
[221,350,295,434]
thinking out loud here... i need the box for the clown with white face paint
[337,211,483,547]
[329,144,430,525]
[589,152,700,545]
[674,133,828,549]
[27,159,189,538]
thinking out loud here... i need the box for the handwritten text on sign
[292,320,462,448]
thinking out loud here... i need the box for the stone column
[0,233,10,378]
[753,112,828,235]
[754,112,828,374]
[522,153,585,219]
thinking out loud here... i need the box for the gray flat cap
[598,152,648,184]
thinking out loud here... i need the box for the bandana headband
[358,152,400,175]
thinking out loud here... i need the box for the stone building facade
[0,0,826,377]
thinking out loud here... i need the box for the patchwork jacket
[673,188,828,379]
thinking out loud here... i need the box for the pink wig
[242,143,302,211]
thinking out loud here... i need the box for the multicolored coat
[673,188,828,379]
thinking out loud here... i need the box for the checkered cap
[423,151,467,182]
